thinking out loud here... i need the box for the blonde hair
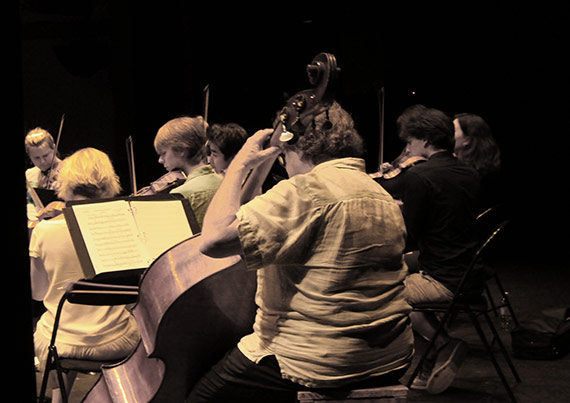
[154,116,207,163]
[24,127,55,154]
[57,148,121,200]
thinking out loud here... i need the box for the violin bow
[126,136,138,195]
[203,84,210,125]
[378,86,385,169]
[46,113,65,187]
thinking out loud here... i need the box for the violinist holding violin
[25,127,62,227]
[152,115,222,227]
[192,101,413,402]
[392,105,482,393]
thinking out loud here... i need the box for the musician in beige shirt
[189,102,413,402]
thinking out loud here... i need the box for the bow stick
[46,113,65,187]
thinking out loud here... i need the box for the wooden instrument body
[83,235,257,402]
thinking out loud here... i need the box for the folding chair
[476,205,519,328]
[37,280,139,403]
[406,220,521,402]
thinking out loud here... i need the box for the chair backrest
[65,280,139,305]
[476,204,508,241]
[453,219,510,299]
[50,281,139,347]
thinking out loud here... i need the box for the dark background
[11,1,569,399]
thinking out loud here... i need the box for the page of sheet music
[71,200,151,274]
[128,199,194,261]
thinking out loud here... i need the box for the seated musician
[30,148,140,403]
[153,115,222,227]
[24,127,62,226]
[189,102,414,402]
[395,105,481,393]
[453,112,503,212]
[206,122,250,177]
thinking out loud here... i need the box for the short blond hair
[57,148,121,200]
[24,127,55,154]
[154,116,207,163]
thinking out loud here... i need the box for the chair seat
[58,357,125,372]
[297,384,408,402]
[413,293,488,312]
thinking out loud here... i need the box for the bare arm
[199,129,281,258]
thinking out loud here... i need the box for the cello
[81,52,340,403]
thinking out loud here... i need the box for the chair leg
[38,347,70,403]
[482,311,521,382]
[467,309,518,403]
[494,274,519,327]
[54,361,70,403]
[485,285,498,317]
[38,351,53,403]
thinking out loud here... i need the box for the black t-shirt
[400,151,481,292]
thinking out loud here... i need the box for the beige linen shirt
[236,157,413,388]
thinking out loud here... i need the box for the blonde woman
[30,148,140,403]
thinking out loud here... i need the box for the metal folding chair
[406,220,521,402]
[476,205,519,328]
[37,280,139,403]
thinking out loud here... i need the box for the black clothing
[401,151,481,293]
[373,161,427,202]
[374,171,409,201]
[187,347,408,403]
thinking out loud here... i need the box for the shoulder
[33,216,68,237]
[172,168,222,195]
[30,216,68,251]
[26,166,41,181]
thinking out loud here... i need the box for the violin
[125,136,187,197]
[81,53,340,403]
[36,201,66,221]
[371,147,427,180]
[135,170,187,196]
[381,155,427,179]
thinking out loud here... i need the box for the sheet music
[69,198,195,276]
[129,200,194,261]
[70,200,150,274]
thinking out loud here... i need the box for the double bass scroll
[271,52,340,146]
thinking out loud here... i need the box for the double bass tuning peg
[306,61,323,85]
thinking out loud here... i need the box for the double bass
[82,52,340,403]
